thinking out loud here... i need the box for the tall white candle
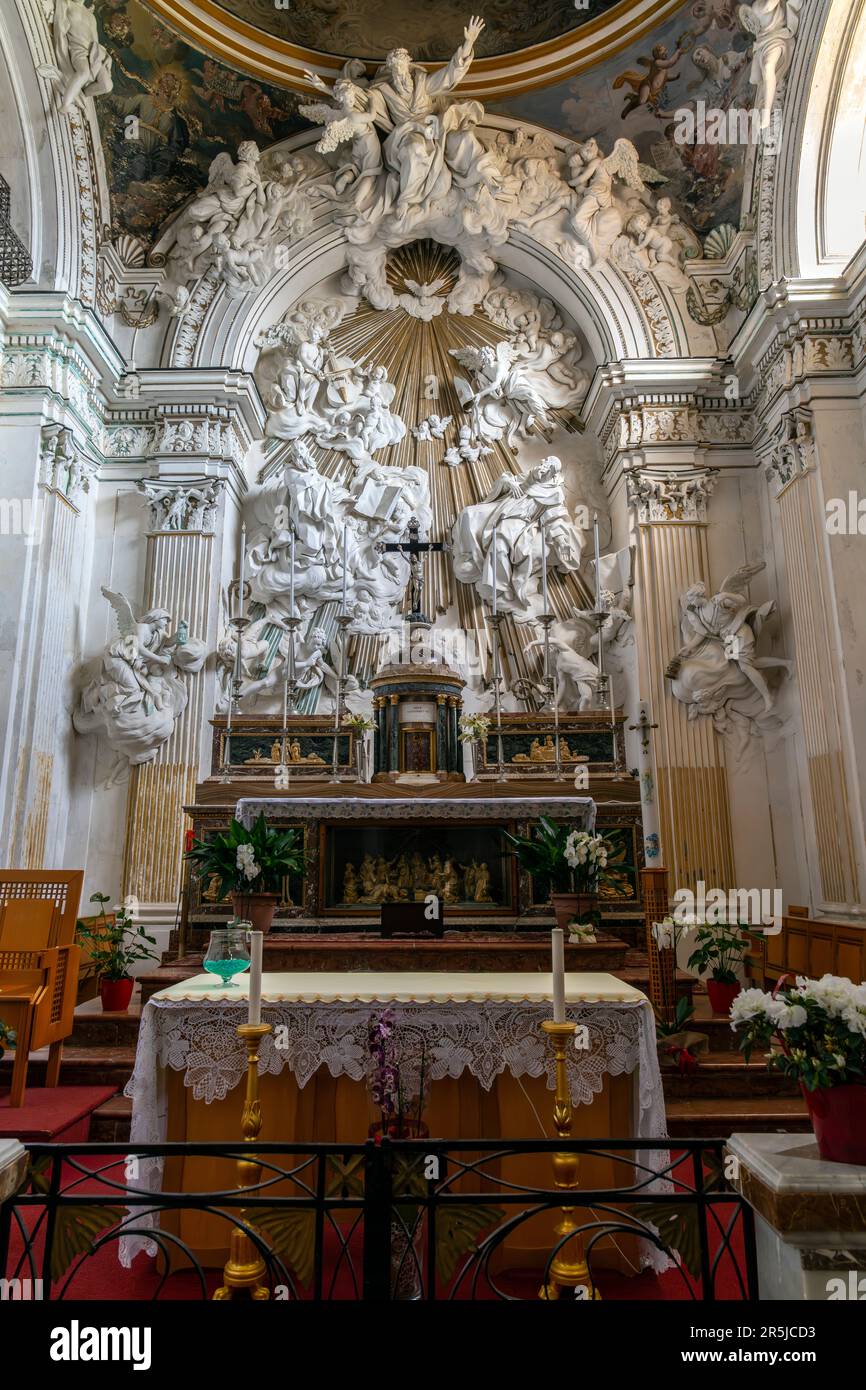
[540,526,549,614]
[289,528,296,618]
[248,930,263,1026]
[551,927,566,1024]
[238,523,247,618]
[341,524,348,614]
[491,525,498,615]
[593,514,601,607]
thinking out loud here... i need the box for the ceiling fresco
[93,0,749,249]
[201,0,623,61]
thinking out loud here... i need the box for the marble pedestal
[726,1132,866,1300]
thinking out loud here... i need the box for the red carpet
[0,1087,116,1142]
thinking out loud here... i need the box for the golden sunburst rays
[288,239,592,698]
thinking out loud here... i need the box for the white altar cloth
[122,971,667,1266]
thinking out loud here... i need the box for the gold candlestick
[213,1022,272,1301]
[539,1019,600,1301]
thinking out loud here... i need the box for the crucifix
[376,516,447,627]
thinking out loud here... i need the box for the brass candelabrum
[220,583,250,783]
[539,1018,601,1301]
[213,1021,272,1301]
[276,614,301,790]
[487,609,507,782]
[329,611,352,784]
[513,612,564,781]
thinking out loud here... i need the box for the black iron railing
[0,172,32,287]
[0,1137,757,1301]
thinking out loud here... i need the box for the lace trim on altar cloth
[120,997,669,1273]
[234,796,597,827]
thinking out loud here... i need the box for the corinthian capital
[765,407,815,495]
[137,477,225,533]
[625,467,719,523]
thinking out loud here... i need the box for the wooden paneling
[749,906,866,986]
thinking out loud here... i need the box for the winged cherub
[566,137,665,264]
[450,340,554,447]
[300,71,382,210]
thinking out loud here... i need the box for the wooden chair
[0,872,83,1107]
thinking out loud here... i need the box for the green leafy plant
[655,994,695,1041]
[185,814,304,899]
[75,894,158,981]
[686,922,753,984]
[503,819,630,895]
[0,1018,16,1054]
[731,975,866,1091]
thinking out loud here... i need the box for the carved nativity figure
[451,456,584,615]
[73,586,205,784]
[665,560,792,743]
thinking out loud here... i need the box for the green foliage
[502,817,575,892]
[184,813,304,898]
[732,981,866,1092]
[686,922,753,984]
[75,895,159,982]
[0,1018,16,1052]
[655,994,695,1040]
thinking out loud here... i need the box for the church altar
[122,971,666,1270]
[235,794,596,826]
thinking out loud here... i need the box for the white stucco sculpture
[665,561,792,739]
[301,17,509,315]
[159,143,314,309]
[255,300,406,463]
[451,457,585,615]
[738,0,803,126]
[526,625,599,711]
[565,137,664,267]
[42,0,114,116]
[246,439,432,639]
[73,587,206,783]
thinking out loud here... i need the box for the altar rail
[1,1138,757,1301]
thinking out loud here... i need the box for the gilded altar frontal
[1,0,865,1337]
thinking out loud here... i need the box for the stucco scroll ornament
[738,0,803,128]
[73,587,206,785]
[157,142,314,312]
[664,561,792,748]
[40,0,114,116]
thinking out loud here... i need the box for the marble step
[666,1097,811,1138]
[0,1045,136,1091]
[661,1052,800,1099]
[89,1093,813,1147]
[70,1005,142,1046]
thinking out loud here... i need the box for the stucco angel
[73,587,205,783]
[300,69,384,215]
[565,138,665,265]
[450,340,554,448]
[665,561,792,737]
[41,0,113,116]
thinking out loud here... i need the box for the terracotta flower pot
[231,891,279,933]
[802,1082,866,1165]
[100,976,134,1013]
[707,977,741,1015]
[550,892,598,932]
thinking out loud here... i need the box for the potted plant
[458,712,491,783]
[503,819,621,930]
[686,921,752,1014]
[185,813,304,933]
[75,893,159,1013]
[731,974,866,1164]
[0,1018,16,1060]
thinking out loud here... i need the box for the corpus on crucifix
[376,515,447,626]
